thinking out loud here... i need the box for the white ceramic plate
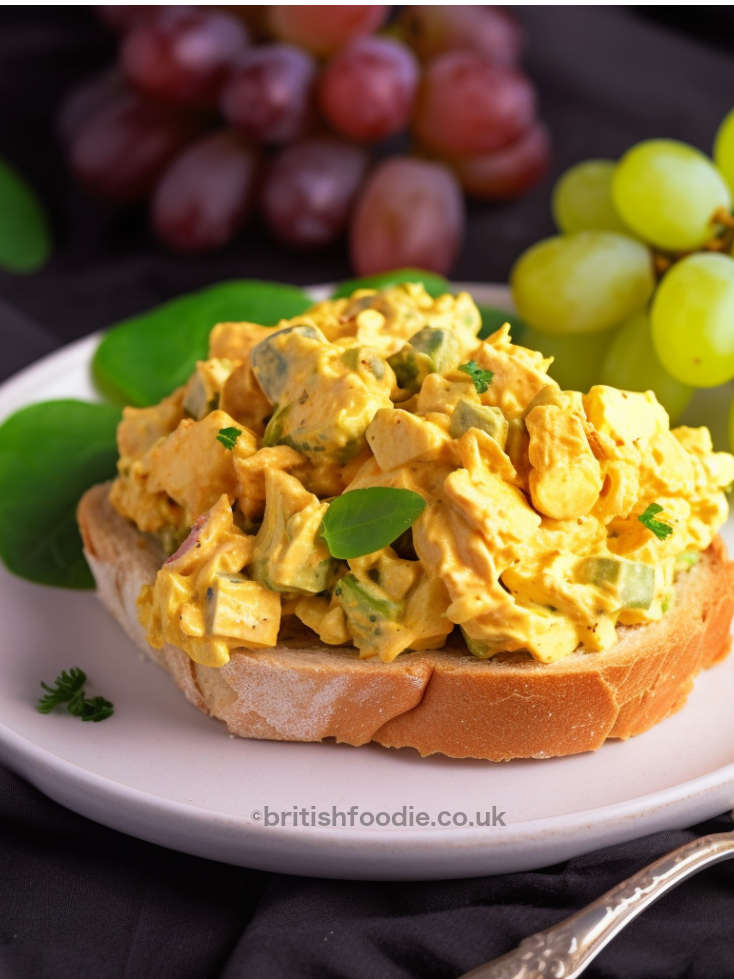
[1,283,733,881]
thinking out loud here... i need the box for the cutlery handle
[461,831,734,979]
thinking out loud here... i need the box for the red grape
[152,131,258,252]
[262,139,368,248]
[399,6,524,66]
[414,51,536,157]
[221,44,316,144]
[69,91,201,202]
[122,8,250,109]
[453,121,550,199]
[96,6,158,33]
[266,5,387,56]
[319,37,419,143]
[58,69,127,146]
[350,157,464,276]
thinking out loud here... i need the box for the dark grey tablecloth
[1,8,733,978]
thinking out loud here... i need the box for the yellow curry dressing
[108,284,734,668]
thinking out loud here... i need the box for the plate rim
[3,712,733,848]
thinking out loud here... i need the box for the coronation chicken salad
[107,284,734,669]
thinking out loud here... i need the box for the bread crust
[77,482,734,760]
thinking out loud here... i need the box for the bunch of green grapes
[510,112,734,448]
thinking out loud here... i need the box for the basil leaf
[0,400,121,588]
[321,488,427,559]
[0,157,51,273]
[477,305,528,342]
[93,279,313,407]
[331,269,450,300]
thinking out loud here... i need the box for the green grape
[713,107,734,196]
[612,139,730,252]
[522,324,616,393]
[600,311,693,423]
[551,160,627,234]
[510,231,655,335]
[651,252,734,387]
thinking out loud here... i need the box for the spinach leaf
[93,279,313,406]
[321,488,427,559]
[0,400,121,588]
[0,158,51,273]
[478,304,528,342]
[331,268,450,300]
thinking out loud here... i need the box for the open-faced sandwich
[77,283,734,760]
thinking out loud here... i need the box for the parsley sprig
[638,503,673,541]
[37,668,114,723]
[458,360,494,394]
[216,426,242,451]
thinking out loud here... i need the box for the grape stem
[702,209,734,256]
[702,229,734,253]
[654,253,672,276]
[653,208,734,278]
[712,205,734,229]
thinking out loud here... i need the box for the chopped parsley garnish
[458,360,494,394]
[216,426,242,451]
[67,694,114,723]
[37,667,114,723]
[36,667,85,712]
[638,503,673,541]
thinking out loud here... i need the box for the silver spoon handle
[461,830,734,979]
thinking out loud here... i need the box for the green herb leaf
[0,157,51,273]
[93,280,313,407]
[477,305,527,342]
[216,426,242,451]
[68,692,115,723]
[0,400,121,588]
[331,269,450,300]
[638,503,673,541]
[37,667,114,722]
[458,360,494,394]
[37,667,87,713]
[321,487,427,559]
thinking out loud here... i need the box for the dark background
[2,7,734,979]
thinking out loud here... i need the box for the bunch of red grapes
[61,5,549,275]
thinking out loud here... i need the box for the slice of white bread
[77,482,734,761]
